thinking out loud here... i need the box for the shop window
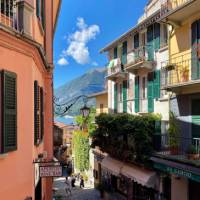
[0,70,17,153]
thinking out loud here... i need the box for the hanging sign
[39,166,62,177]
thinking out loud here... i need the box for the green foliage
[72,131,90,172]
[168,112,180,147]
[75,108,96,134]
[91,113,160,164]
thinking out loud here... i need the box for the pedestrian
[71,176,76,187]
[65,177,72,196]
[80,176,84,189]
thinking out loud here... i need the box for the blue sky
[53,0,147,88]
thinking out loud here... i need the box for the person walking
[65,177,72,196]
[80,176,84,189]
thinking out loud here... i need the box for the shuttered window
[1,71,17,153]
[147,25,154,61]
[154,23,160,51]
[122,41,127,65]
[114,47,118,59]
[34,81,44,145]
[147,72,154,113]
[135,76,140,113]
[134,33,139,49]
[114,83,118,113]
[153,70,161,99]
[123,80,127,113]
[36,0,45,29]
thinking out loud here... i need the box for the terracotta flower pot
[187,153,200,160]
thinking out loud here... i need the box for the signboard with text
[39,166,62,177]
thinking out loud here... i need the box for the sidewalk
[53,177,101,200]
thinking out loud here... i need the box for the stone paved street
[53,177,101,200]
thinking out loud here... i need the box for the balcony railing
[0,0,18,30]
[161,52,200,89]
[107,58,124,76]
[161,0,193,15]
[126,45,154,71]
[0,1,33,36]
[153,134,200,165]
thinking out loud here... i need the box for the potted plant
[186,144,199,160]
[168,112,180,155]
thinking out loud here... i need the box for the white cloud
[62,17,100,65]
[57,57,68,66]
[92,61,98,66]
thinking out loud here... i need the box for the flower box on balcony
[186,144,200,160]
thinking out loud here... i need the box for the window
[100,104,104,113]
[0,70,17,153]
[119,84,123,101]
[34,81,44,145]
[1,1,14,17]
[161,24,168,48]
[36,0,45,29]
[142,77,146,99]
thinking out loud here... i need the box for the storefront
[101,156,160,200]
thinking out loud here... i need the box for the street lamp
[80,105,90,118]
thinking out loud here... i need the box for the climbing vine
[73,130,90,172]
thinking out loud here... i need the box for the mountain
[54,68,106,116]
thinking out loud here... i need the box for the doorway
[189,180,200,200]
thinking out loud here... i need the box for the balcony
[106,58,127,81]
[0,0,33,36]
[161,53,200,93]
[160,0,200,25]
[125,46,155,74]
[153,134,200,167]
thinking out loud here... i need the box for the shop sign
[39,166,62,177]
[154,163,200,183]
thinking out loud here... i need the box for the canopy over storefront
[101,156,123,176]
[121,164,157,188]
[101,156,158,188]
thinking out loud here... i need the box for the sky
[53,0,147,88]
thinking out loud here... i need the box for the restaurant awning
[121,164,157,188]
[101,156,123,176]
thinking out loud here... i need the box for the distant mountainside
[54,68,106,116]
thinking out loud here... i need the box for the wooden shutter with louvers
[36,0,41,18]
[114,83,118,113]
[3,71,17,153]
[122,41,127,65]
[34,81,40,145]
[147,25,154,61]
[135,76,139,113]
[153,70,161,99]
[154,23,160,51]
[114,47,118,59]
[123,80,127,113]
[40,87,44,141]
[148,72,154,112]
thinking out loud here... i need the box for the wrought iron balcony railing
[0,0,33,36]
[161,52,200,89]
[153,134,200,165]
[107,58,124,76]
[126,45,155,71]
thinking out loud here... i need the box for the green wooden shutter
[123,80,127,113]
[114,47,118,59]
[34,81,40,145]
[154,23,160,51]
[41,0,45,29]
[148,72,154,112]
[3,71,17,153]
[40,87,44,140]
[114,83,118,113]
[122,41,127,65]
[135,76,139,113]
[147,25,154,61]
[153,70,161,99]
[36,0,41,18]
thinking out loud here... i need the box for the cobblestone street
[53,177,101,200]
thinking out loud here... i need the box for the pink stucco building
[0,0,61,199]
